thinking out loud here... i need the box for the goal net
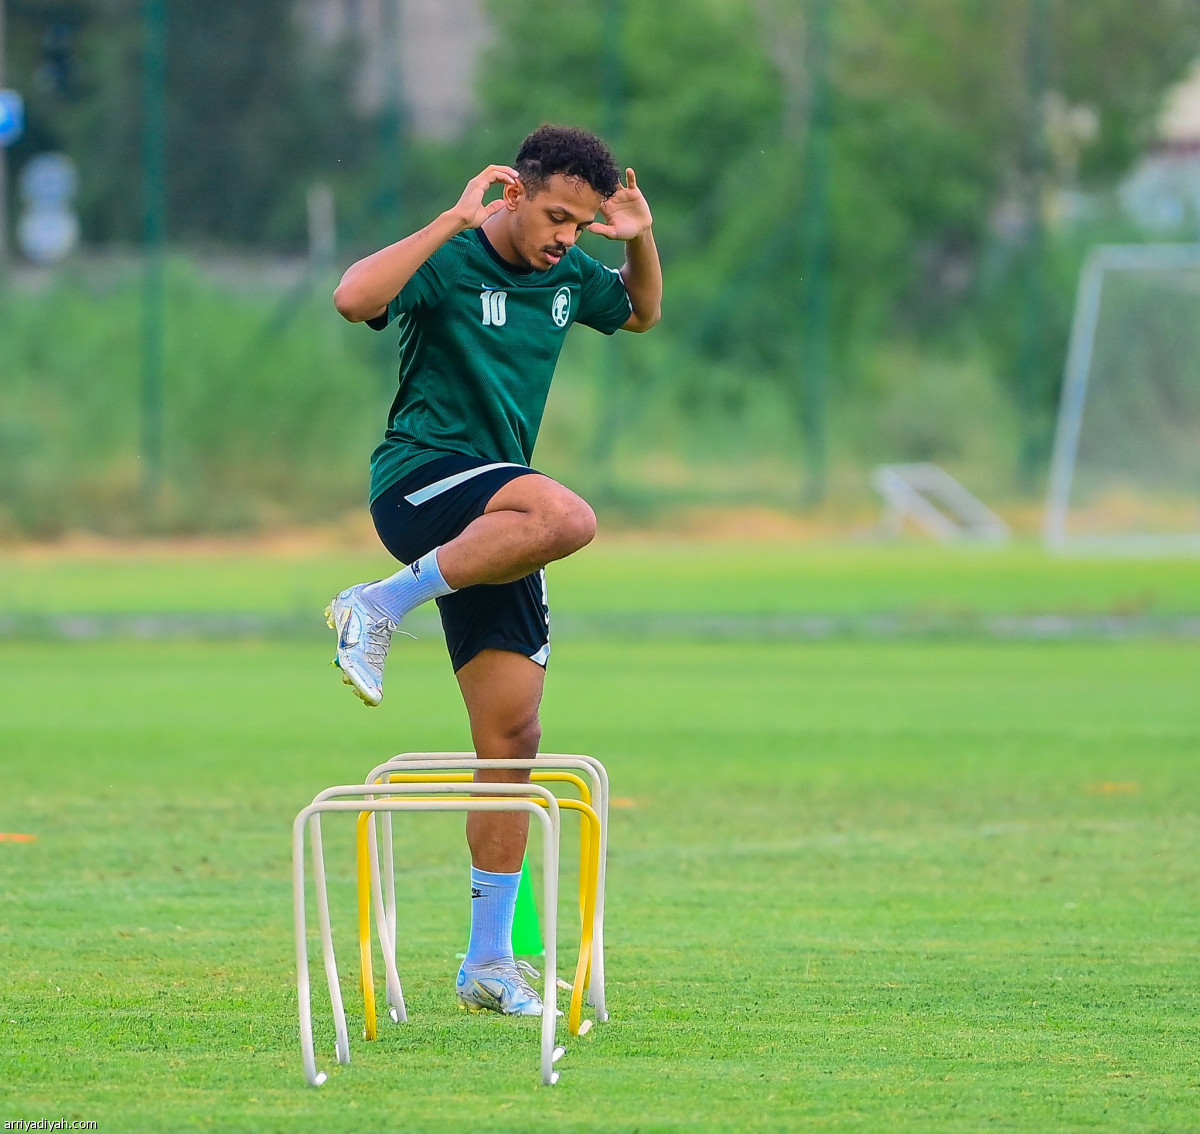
[1044,244,1200,552]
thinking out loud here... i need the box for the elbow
[628,306,661,333]
[333,272,387,323]
[333,282,369,323]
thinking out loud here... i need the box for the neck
[480,214,526,269]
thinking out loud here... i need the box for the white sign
[18,209,80,264]
[17,152,81,264]
[19,153,78,206]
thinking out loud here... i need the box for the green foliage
[7,0,373,247]
[475,0,1200,475]
[6,1,1200,530]
[0,262,387,536]
[1056,0,1200,184]
[479,0,1200,354]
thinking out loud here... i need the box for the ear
[502,177,526,211]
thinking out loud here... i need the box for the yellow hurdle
[381,771,594,926]
[355,810,378,1040]
[356,771,602,1039]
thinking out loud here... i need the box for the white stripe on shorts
[403,462,527,506]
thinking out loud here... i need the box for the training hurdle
[361,753,611,1031]
[292,754,610,1088]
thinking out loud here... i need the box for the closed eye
[549,212,594,231]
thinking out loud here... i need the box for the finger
[626,167,637,190]
[478,165,517,186]
[484,198,507,217]
[587,222,619,238]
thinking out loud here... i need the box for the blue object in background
[0,90,25,149]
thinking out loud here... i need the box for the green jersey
[366,228,633,502]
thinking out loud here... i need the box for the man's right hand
[449,165,521,230]
[335,164,520,323]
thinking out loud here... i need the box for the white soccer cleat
[455,957,544,1017]
[325,583,397,707]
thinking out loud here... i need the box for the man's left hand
[588,168,653,242]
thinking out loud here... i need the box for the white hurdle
[293,781,563,1086]
[363,753,611,1027]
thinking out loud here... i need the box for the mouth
[543,247,566,266]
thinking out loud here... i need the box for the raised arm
[587,168,662,333]
[333,165,520,323]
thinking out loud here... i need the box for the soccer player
[326,125,661,1016]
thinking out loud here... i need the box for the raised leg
[436,474,596,589]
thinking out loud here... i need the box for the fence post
[798,0,833,505]
[141,0,166,517]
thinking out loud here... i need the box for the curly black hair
[514,125,621,199]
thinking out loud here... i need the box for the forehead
[530,174,603,219]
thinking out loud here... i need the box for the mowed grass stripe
[1,636,1198,1131]
[2,540,1200,615]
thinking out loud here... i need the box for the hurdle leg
[538,804,563,1085]
[365,812,406,1022]
[381,812,401,1003]
[293,811,326,1086]
[591,757,610,1022]
[310,813,351,1065]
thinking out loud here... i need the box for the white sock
[464,866,521,966]
[362,547,455,620]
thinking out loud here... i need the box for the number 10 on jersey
[480,289,508,327]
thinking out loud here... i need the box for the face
[506,173,604,270]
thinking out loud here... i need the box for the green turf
[2,540,1199,615]
[2,628,1198,1131]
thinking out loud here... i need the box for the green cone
[511,855,544,956]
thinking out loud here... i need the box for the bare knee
[537,488,596,560]
[487,475,597,561]
[503,713,542,756]
[474,711,541,783]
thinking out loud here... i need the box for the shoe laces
[508,959,541,998]
[514,959,540,982]
[361,616,397,671]
[477,957,540,994]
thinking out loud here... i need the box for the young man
[326,125,661,1016]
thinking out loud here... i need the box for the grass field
[2,542,1199,1132]
[4,539,1200,615]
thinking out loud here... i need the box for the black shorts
[369,455,550,673]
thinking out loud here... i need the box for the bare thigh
[436,474,596,589]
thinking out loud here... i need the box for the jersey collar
[474,227,536,275]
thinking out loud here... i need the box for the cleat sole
[341,671,379,707]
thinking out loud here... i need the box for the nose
[556,227,577,249]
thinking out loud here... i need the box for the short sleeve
[574,251,633,335]
[366,238,467,331]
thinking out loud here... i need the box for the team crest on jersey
[480,288,507,327]
[551,287,571,328]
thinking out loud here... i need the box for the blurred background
[2,0,1200,541]
[5,10,1200,1124]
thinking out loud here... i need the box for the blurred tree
[476,0,1200,417]
[8,0,372,247]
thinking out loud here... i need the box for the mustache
[543,244,567,256]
